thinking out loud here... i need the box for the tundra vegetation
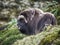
[0,0,60,45]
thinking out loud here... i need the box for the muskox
[17,8,57,35]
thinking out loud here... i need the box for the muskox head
[17,8,56,35]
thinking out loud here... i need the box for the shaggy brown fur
[17,8,57,35]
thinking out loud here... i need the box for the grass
[13,26,60,45]
[0,19,27,45]
[0,19,60,45]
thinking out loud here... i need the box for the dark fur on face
[17,8,57,35]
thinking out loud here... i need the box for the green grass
[0,19,60,45]
[0,19,27,45]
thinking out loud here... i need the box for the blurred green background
[0,0,60,26]
[0,0,60,45]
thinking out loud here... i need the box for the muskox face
[17,8,56,35]
[17,8,36,35]
[17,15,29,34]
